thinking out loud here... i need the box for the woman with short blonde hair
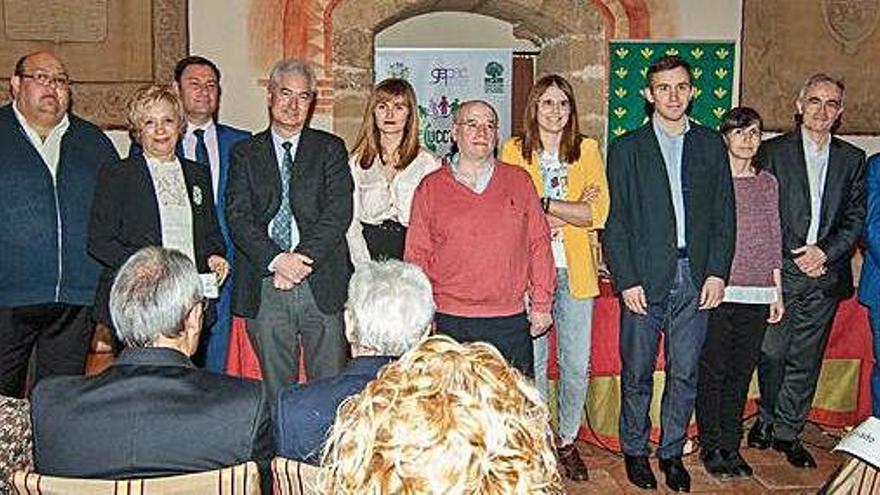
[89,84,228,352]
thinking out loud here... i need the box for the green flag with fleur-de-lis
[607,41,736,141]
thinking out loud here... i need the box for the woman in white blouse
[89,85,228,350]
[346,78,440,265]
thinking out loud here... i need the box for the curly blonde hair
[320,334,563,494]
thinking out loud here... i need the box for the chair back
[821,456,880,494]
[11,461,260,495]
[271,457,321,495]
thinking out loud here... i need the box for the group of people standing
[0,47,872,494]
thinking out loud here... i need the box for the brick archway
[327,0,626,144]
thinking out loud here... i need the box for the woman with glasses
[346,78,439,265]
[88,85,228,351]
[500,74,609,481]
[695,107,783,479]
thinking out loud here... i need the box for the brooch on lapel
[192,185,203,206]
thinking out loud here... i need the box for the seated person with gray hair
[276,259,434,464]
[30,247,273,487]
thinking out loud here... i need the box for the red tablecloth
[227,284,873,450]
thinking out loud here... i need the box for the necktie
[193,129,209,166]
[270,142,296,250]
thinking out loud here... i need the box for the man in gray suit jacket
[748,74,865,469]
[226,59,353,404]
[604,55,735,492]
[31,247,273,489]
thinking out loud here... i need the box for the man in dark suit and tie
[276,259,433,464]
[130,56,250,372]
[604,55,735,492]
[748,74,865,468]
[31,246,273,487]
[226,58,353,404]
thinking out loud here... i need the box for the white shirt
[346,149,440,265]
[802,127,830,245]
[13,102,70,181]
[145,156,196,263]
[181,120,221,200]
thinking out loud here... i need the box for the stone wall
[327,0,653,145]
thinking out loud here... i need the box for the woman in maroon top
[696,107,784,480]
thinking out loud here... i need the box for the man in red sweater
[405,100,555,376]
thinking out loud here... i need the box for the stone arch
[328,0,613,145]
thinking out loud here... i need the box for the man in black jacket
[226,58,353,404]
[31,247,273,488]
[748,74,865,469]
[604,55,735,492]
[0,51,118,397]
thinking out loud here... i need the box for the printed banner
[607,41,736,140]
[375,48,512,158]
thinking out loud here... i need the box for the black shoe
[747,419,773,449]
[557,443,589,481]
[772,439,817,468]
[700,448,732,479]
[624,454,657,490]
[721,449,753,477]
[659,456,691,492]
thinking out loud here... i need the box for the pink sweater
[404,162,556,317]
[728,171,782,287]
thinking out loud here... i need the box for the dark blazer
[276,356,393,464]
[88,156,225,326]
[31,347,273,481]
[759,128,866,299]
[128,123,251,248]
[603,121,736,302]
[225,127,354,317]
[0,104,118,307]
[859,154,880,308]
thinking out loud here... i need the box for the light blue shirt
[652,118,690,249]
[269,128,301,251]
[801,127,830,245]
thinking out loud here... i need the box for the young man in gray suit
[226,59,353,404]
[604,55,735,492]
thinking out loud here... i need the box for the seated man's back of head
[276,259,434,463]
[31,247,273,481]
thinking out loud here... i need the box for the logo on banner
[484,61,505,94]
[430,66,468,86]
[418,95,461,155]
[387,62,410,80]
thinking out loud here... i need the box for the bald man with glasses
[0,51,118,397]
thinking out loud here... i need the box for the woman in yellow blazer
[500,74,609,482]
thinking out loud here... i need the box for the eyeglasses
[276,88,314,105]
[19,72,70,88]
[456,120,498,133]
[538,98,570,112]
[804,96,841,112]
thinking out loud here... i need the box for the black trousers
[434,312,533,377]
[696,302,768,450]
[758,283,838,441]
[0,303,93,397]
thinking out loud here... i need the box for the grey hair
[346,260,434,356]
[110,246,203,347]
[268,58,316,92]
[798,73,846,107]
